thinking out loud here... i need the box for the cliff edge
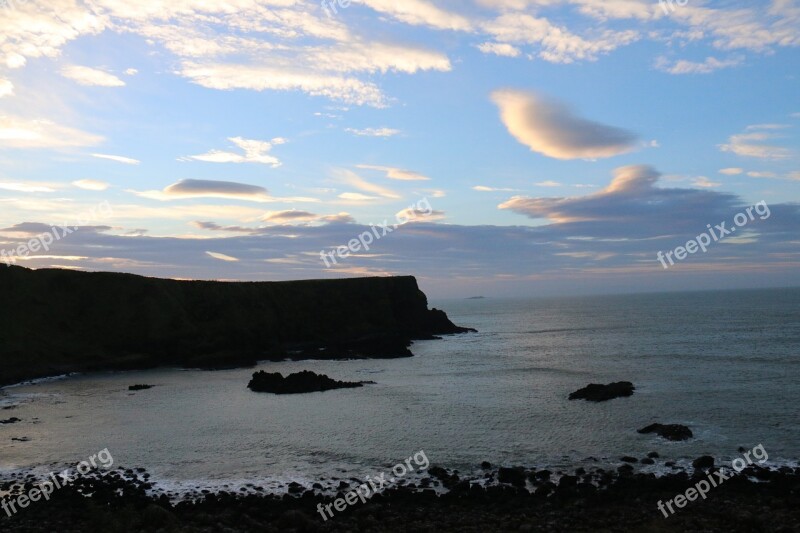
[0,266,474,386]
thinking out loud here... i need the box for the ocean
[2,288,798,496]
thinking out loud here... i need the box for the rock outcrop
[568,381,635,402]
[0,267,474,386]
[247,371,367,394]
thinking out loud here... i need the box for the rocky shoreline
[2,456,798,532]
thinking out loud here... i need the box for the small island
[568,381,635,402]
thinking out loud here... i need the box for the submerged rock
[128,384,153,391]
[638,423,693,441]
[247,370,367,394]
[568,381,635,402]
[0,417,21,424]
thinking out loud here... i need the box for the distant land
[467,296,487,299]
[0,267,474,386]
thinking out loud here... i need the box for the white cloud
[692,177,721,188]
[477,42,521,57]
[0,79,14,98]
[654,55,743,74]
[72,179,110,191]
[0,115,103,149]
[0,181,56,193]
[357,0,473,31]
[536,181,562,187]
[337,169,400,199]
[338,192,378,201]
[719,168,744,175]
[473,185,517,192]
[345,127,401,137]
[184,137,285,167]
[747,171,778,178]
[206,251,239,262]
[178,62,388,107]
[483,13,640,63]
[719,128,794,160]
[125,68,138,76]
[61,65,126,87]
[92,153,140,165]
[491,89,638,160]
[356,164,430,181]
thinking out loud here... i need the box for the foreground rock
[638,423,693,441]
[569,381,635,402]
[247,370,368,394]
[1,460,799,532]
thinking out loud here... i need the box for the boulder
[568,381,635,402]
[638,423,693,441]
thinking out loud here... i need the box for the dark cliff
[0,266,473,386]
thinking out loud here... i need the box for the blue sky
[0,0,798,297]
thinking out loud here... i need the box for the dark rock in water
[128,384,153,391]
[481,461,492,469]
[693,456,715,470]
[647,451,660,458]
[248,370,367,394]
[620,456,638,463]
[0,417,21,424]
[568,381,635,402]
[11,437,30,442]
[641,458,655,465]
[638,423,693,441]
[498,467,526,488]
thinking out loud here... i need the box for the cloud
[747,171,778,178]
[719,168,744,175]
[338,192,378,201]
[654,55,743,74]
[125,68,138,76]
[477,42,521,57]
[692,177,721,188]
[345,127,401,137]
[206,251,239,262]
[72,179,110,191]
[356,164,430,181]
[536,181,562,187]
[131,179,284,203]
[184,137,285,167]
[473,185,517,192]
[482,13,640,63]
[491,90,638,160]
[0,79,13,98]
[92,153,140,165]
[0,115,103,149]
[60,65,126,87]
[358,0,473,31]
[178,62,389,107]
[719,127,794,160]
[337,169,401,199]
[0,181,57,193]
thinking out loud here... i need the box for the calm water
[2,288,799,493]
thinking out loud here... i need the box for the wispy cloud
[72,179,110,191]
[92,153,140,165]
[356,164,430,181]
[345,127,401,137]
[719,126,794,160]
[655,55,743,74]
[183,137,286,167]
[0,115,103,149]
[61,65,126,87]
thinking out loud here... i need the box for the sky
[0,0,798,298]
